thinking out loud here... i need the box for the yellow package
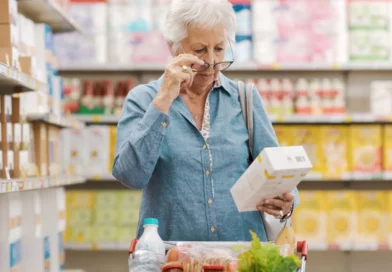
[355,191,388,250]
[66,226,92,244]
[327,191,356,250]
[292,191,327,250]
[388,192,392,248]
[109,126,117,173]
[349,125,382,179]
[274,125,293,147]
[383,126,392,178]
[291,126,323,179]
[66,191,95,209]
[320,126,350,180]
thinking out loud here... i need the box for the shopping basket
[128,239,308,272]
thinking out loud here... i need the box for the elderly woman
[113,0,298,242]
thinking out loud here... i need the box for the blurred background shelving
[2,0,392,271]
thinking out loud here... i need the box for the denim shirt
[113,73,299,242]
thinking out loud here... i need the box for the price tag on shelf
[344,114,352,123]
[91,243,100,250]
[91,175,101,181]
[92,116,101,122]
[0,182,5,193]
[271,63,280,70]
[331,63,341,70]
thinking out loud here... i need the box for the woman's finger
[263,198,285,209]
[174,54,204,67]
[257,205,282,217]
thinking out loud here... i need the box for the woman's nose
[202,50,215,70]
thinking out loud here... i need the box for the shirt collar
[216,73,232,96]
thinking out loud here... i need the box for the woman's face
[178,24,226,90]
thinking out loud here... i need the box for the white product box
[21,191,45,272]
[41,187,66,272]
[371,81,392,116]
[60,129,86,176]
[230,146,312,212]
[34,24,48,84]
[51,75,62,116]
[0,192,22,272]
[87,126,110,176]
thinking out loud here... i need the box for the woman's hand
[256,192,294,218]
[153,54,204,114]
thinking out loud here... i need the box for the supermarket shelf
[27,113,85,129]
[0,175,86,193]
[71,114,119,125]
[72,113,392,125]
[0,62,47,94]
[17,0,81,33]
[65,243,128,251]
[59,62,392,72]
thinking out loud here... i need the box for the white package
[41,188,66,272]
[231,146,312,212]
[371,81,392,116]
[0,193,22,272]
[86,126,110,176]
[60,128,87,176]
[21,191,45,272]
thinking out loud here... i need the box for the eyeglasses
[180,40,235,72]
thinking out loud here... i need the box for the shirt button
[202,144,207,150]
[210,226,216,233]
[161,122,167,128]
[205,170,210,176]
[208,199,213,205]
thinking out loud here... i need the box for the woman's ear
[167,42,177,56]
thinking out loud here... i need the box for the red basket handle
[128,239,138,255]
[296,241,308,260]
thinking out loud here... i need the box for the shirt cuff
[142,103,171,134]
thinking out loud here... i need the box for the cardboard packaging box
[230,146,312,212]
[349,125,382,179]
[327,191,357,250]
[47,125,61,177]
[60,129,85,176]
[0,0,18,24]
[354,191,388,250]
[21,123,36,178]
[320,126,350,180]
[293,191,328,250]
[0,193,23,272]
[0,23,19,48]
[1,95,13,179]
[383,126,392,179]
[0,47,19,68]
[32,122,48,177]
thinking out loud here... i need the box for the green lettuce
[236,230,301,272]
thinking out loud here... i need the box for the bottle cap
[143,218,159,226]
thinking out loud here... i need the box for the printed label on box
[44,236,51,272]
[10,240,21,272]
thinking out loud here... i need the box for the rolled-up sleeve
[251,86,299,207]
[112,86,170,189]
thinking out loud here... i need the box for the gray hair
[163,0,237,52]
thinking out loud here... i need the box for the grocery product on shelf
[348,0,391,62]
[349,125,382,179]
[252,0,347,64]
[0,192,22,272]
[327,191,356,250]
[355,191,388,250]
[292,126,323,179]
[384,126,392,179]
[292,191,327,250]
[65,190,142,248]
[371,81,392,116]
[64,77,136,116]
[320,126,350,180]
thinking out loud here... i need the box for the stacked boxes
[65,190,142,247]
[274,124,392,180]
[294,191,391,250]
[0,0,19,67]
